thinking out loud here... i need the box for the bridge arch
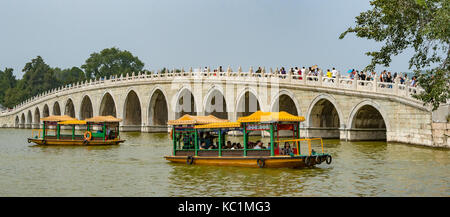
[20,113,25,127]
[99,92,117,117]
[26,110,32,128]
[15,115,19,128]
[148,87,169,126]
[64,98,75,118]
[53,101,61,115]
[80,95,94,120]
[174,87,198,119]
[347,100,388,141]
[43,104,50,118]
[123,89,142,131]
[270,90,301,116]
[34,107,40,128]
[204,86,228,119]
[306,94,343,138]
[235,87,261,119]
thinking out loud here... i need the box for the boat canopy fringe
[167,114,228,125]
[85,116,122,123]
[58,120,87,125]
[40,115,77,122]
[194,122,241,129]
[237,111,305,123]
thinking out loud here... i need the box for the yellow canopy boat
[27,115,125,146]
[164,111,332,168]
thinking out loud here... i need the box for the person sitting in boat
[231,143,237,150]
[209,142,217,149]
[236,143,242,149]
[183,136,192,149]
[200,142,207,150]
[260,142,267,149]
[281,142,292,155]
[253,141,262,149]
[106,128,112,139]
[225,141,232,149]
[248,142,255,149]
[204,132,214,148]
[198,132,205,146]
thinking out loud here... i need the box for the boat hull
[164,155,321,168]
[27,138,124,146]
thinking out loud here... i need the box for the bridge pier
[142,125,169,133]
[340,128,387,141]
[120,125,143,132]
[305,127,340,139]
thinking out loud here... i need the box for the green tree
[81,47,144,79]
[3,56,62,107]
[339,0,449,110]
[55,66,86,85]
[3,83,27,108]
[21,56,61,97]
[0,68,17,107]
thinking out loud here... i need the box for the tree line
[0,47,144,109]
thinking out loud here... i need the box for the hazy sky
[1,0,415,78]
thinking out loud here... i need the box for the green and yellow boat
[164,111,332,168]
[28,115,125,146]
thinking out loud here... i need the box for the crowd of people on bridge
[239,65,418,87]
[347,69,417,87]
[155,65,418,88]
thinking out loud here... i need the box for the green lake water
[0,129,448,196]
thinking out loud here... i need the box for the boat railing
[31,129,42,139]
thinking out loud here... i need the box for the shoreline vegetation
[0,47,144,109]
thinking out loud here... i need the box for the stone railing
[0,67,424,115]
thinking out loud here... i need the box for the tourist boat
[27,115,125,146]
[164,111,332,168]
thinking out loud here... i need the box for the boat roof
[84,116,122,123]
[167,114,228,125]
[237,111,305,123]
[194,122,241,129]
[40,115,77,122]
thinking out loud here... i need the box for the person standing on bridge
[255,67,262,77]
[280,67,286,79]
[331,67,338,78]
[411,76,417,87]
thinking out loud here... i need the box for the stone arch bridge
[0,68,444,147]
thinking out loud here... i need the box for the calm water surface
[0,129,448,196]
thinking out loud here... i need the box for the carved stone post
[394,76,399,95]
[373,76,378,92]
[318,72,323,86]
[335,73,340,88]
